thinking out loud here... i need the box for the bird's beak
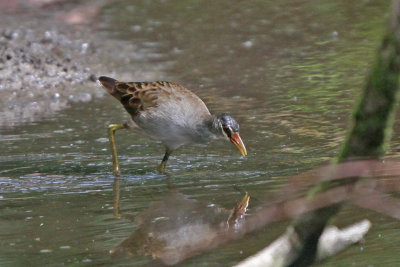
[230,132,247,156]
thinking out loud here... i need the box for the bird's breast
[134,110,212,150]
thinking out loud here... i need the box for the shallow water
[1,0,400,266]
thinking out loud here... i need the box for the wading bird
[99,76,247,175]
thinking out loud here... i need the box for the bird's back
[99,76,213,149]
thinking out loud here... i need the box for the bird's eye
[223,126,232,138]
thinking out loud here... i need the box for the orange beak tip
[231,132,247,156]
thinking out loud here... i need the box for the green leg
[158,148,172,173]
[108,123,127,176]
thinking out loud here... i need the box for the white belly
[132,98,213,150]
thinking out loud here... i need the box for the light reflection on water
[1,0,399,266]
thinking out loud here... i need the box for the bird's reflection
[110,177,250,265]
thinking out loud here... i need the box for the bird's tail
[98,76,123,100]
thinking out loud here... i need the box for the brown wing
[99,76,177,117]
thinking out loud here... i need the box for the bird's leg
[158,148,173,173]
[108,123,127,176]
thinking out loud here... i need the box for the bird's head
[215,113,247,156]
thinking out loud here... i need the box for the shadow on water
[1,0,400,266]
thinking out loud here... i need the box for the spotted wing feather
[99,76,175,117]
